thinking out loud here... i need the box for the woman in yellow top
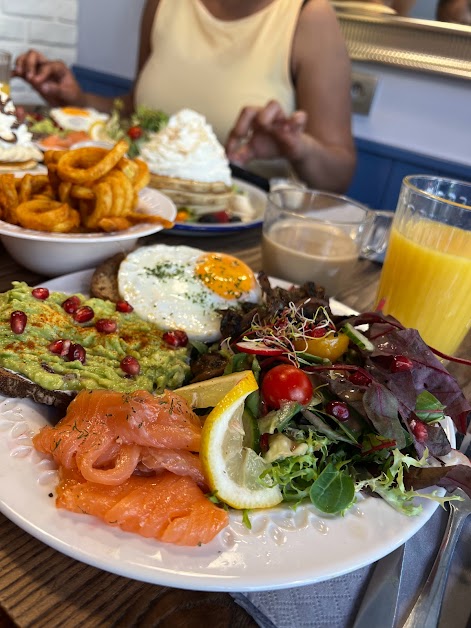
[14,0,356,192]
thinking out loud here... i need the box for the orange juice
[377,220,471,355]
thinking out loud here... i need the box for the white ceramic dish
[168,179,267,236]
[0,269,454,592]
[0,188,176,277]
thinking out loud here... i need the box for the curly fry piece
[57,140,129,184]
[0,174,19,223]
[16,200,81,233]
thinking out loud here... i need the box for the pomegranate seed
[116,300,133,313]
[120,355,140,376]
[67,343,86,364]
[391,355,413,373]
[31,287,49,300]
[48,339,71,357]
[95,319,117,334]
[10,310,27,334]
[62,295,81,314]
[348,370,371,386]
[73,306,94,323]
[326,400,350,421]
[410,419,428,443]
[162,330,189,348]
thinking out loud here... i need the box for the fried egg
[118,244,261,342]
[49,107,109,132]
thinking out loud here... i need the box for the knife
[352,544,405,628]
[229,163,270,192]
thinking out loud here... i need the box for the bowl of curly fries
[0,140,176,276]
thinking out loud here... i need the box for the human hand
[225,100,309,166]
[13,50,84,107]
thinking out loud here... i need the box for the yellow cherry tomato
[293,332,350,361]
[176,208,191,222]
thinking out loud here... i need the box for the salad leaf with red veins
[340,313,471,434]
[218,277,471,514]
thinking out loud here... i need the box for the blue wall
[348,138,471,211]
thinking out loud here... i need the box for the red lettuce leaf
[362,382,406,449]
[404,464,471,498]
[339,314,471,434]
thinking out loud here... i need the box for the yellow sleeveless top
[135,0,304,146]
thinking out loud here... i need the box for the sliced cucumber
[242,408,260,452]
[342,323,374,352]
[258,401,301,435]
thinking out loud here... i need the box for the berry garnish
[162,330,189,348]
[62,295,81,314]
[120,355,140,376]
[10,311,27,334]
[31,287,49,300]
[325,400,350,421]
[116,300,134,313]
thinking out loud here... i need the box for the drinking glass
[0,51,11,95]
[261,187,392,296]
[376,175,471,356]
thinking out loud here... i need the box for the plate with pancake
[167,178,268,235]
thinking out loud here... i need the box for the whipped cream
[141,109,231,186]
[0,90,43,163]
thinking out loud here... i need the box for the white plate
[0,187,175,243]
[0,188,176,276]
[0,269,454,591]
[169,179,267,236]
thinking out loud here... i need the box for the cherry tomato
[261,364,313,410]
[293,332,349,361]
[127,125,143,140]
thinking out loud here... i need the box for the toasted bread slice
[90,251,125,302]
[0,367,74,411]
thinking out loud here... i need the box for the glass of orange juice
[0,50,11,95]
[376,175,471,357]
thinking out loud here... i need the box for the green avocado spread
[0,282,190,393]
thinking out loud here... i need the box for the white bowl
[0,188,176,277]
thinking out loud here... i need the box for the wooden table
[0,228,469,628]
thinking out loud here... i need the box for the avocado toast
[0,281,190,410]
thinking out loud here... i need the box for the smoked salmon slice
[33,389,202,485]
[33,389,228,545]
[56,471,229,546]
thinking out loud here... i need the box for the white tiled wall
[0,0,78,104]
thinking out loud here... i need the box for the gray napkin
[232,506,471,628]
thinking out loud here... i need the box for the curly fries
[0,141,172,233]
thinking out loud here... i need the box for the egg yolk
[195,253,255,299]
[61,107,90,116]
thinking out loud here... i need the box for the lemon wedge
[175,371,252,409]
[200,371,283,510]
[89,120,110,141]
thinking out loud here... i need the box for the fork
[402,487,471,628]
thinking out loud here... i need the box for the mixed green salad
[193,273,471,516]
[103,99,168,157]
